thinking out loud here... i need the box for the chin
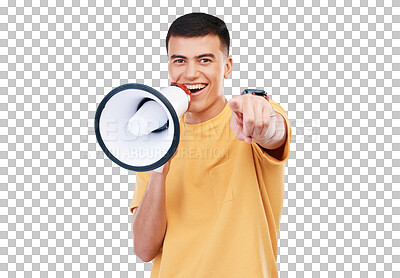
[186,102,204,113]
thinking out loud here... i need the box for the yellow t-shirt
[130,100,292,278]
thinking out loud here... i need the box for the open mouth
[186,84,208,95]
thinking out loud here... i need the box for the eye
[173,59,185,64]
[200,58,211,63]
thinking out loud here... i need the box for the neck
[185,98,228,125]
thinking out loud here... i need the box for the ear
[224,56,233,79]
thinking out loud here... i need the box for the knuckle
[245,118,254,126]
[255,121,264,130]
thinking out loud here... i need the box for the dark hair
[166,13,230,56]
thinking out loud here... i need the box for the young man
[130,13,291,278]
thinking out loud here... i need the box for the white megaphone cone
[95,83,191,172]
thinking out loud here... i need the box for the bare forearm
[132,172,167,262]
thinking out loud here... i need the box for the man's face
[168,34,233,116]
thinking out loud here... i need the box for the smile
[185,83,208,96]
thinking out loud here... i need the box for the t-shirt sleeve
[129,171,151,214]
[251,99,292,165]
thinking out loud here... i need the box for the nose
[184,61,199,80]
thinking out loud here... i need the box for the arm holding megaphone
[131,151,176,262]
[95,83,190,261]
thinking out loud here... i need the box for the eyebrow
[170,53,215,60]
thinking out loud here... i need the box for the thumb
[237,129,252,144]
[228,97,243,113]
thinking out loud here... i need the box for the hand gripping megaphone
[94,82,191,172]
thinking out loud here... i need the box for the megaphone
[95,83,191,172]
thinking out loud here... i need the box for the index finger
[228,96,243,113]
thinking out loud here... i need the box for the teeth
[186,84,206,90]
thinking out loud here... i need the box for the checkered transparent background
[1,0,399,277]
